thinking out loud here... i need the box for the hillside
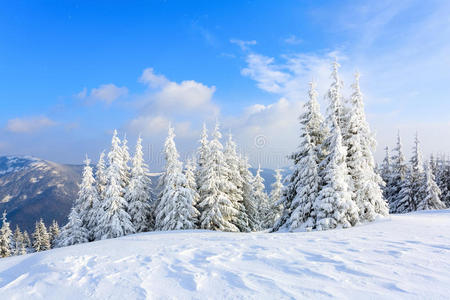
[0,210,449,299]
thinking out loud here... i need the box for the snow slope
[0,210,449,299]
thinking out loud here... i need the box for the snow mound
[1,210,450,299]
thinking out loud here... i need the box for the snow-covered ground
[0,210,449,299]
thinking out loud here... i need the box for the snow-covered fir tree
[417,161,445,210]
[49,220,60,248]
[315,110,359,230]
[96,130,135,240]
[344,72,388,221]
[435,155,450,207]
[184,157,200,218]
[389,132,410,213]
[154,126,199,231]
[121,135,131,189]
[196,123,210,191]
[96,151,108,201]
[0,211,12,257]
[22,230,32,253]
[263,169,284,229]
[253,166,269,229]
[33,219,51,252]
[224,133,250,232]
[275,81,326,232]
[198,123,239,232]
[239,156,259,231]
[77,155,100,240]
[12,226,26,256]
[125,136,154,232]
[380,146,392,200]
[57,208,89,247]
[409,133,425,210]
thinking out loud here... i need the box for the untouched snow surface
[0,210,450,299]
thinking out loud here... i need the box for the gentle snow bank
[1,210,450,299]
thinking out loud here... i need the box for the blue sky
[1,0,449,169]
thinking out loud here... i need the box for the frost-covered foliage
[417,162,445,210]
[253,166,269,229]
[224,134,250,232]
[388,133,410,213]
[49,220,60,248]
[435,156,450,207]
[0,211,12,257]
[263,169,284,229]
[96,130,135,240]
[344,73,388,221]
[96,151,108,201]
[33,219,51,252]
[380,146,392,200]
[57,208,89,247]
[408,133,425,211]
[12,226,27,256]
[126,136,153,232]
[239,156,259,231]
[198,123,239,232]
[154,126,199,231]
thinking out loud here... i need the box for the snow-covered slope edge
[0,210,449,300]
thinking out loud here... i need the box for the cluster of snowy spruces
[0,61,449,258]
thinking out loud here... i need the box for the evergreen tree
[344,72,388,221]
[380,146,392,200]
[389,132,410,212]
[196,123,210,191]
[22,231,32,253]
[77,155,100,240]
[394,167,414,213]
[121,135,131,189]
[126,136,153,232]
[253,166,269,229]
[198,123,239,232]
[417,162,446,210]
[409,133,425,210]
[239,156,259,231]
[57,208,89,247]
[96,130,135,240]
[0,211,12,257]
[96,151,108,200]
[33,219,50,252]
[224,133,250,232]
[154,126,199,230]
[315,112,359,230]
[435,155,450,207]
[184,157,200,224]
[12,226,26,256]
[263,169,284,229]
[274,80,326,232]
[49,220,60,248]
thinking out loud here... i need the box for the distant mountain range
[0,156,287,233]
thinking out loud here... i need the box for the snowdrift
[0,210,449,299]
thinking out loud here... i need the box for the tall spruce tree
[389,132,410,212]
[96,130,135,240]
[417,161,445,210]
[344,72,388,221]
[224,133,250,232]
[0,211,12,257]
[380,146,392,200]
[49,220,60,248]
[12,226,26,256]
[263,169,284,229]
[57,208,89,247]
[253,166,270,229]
[154,126,199,230]
[239,156,259,231]
[96,151,108,201]
[33,219,50,252]
[198,123,239,232]
[435,155,450,207]
[409,133,425,210]
[22,230,32,253]
[126,136,153,232]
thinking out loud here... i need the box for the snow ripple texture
[0,210,449,299]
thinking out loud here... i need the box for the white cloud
[6,116,56,133]
[230,39,257,51]
[90,84,128,104]
[139,68,169,88]
[284,34,302,45]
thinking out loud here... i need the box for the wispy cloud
[230,39,257,51]
[6,116,56,133]
[284,34,302,45]
[76,84,128,105]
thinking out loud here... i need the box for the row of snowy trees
[56,124,285,247]
[0,211,60,258]
[273,61,389,232]
[380,133,449,213]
